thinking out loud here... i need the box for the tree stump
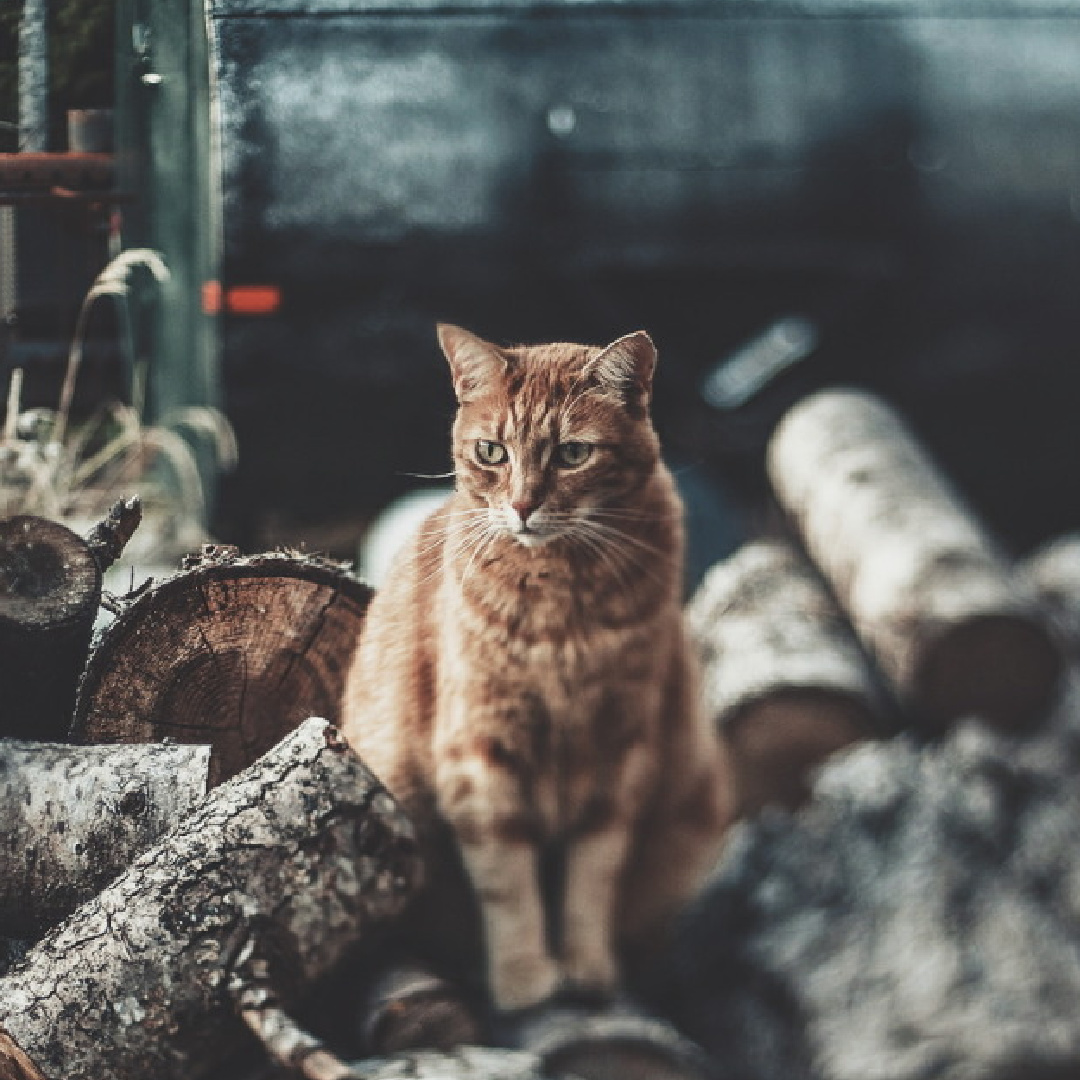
[0,740,210,938]
[0,498,141,740]
[686,540,880,813]
[71,547,373,785]
[767,389,1062,733]
[0,718,421,1080]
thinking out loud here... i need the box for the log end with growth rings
[914,612,1063,734]
[0,516,100,633]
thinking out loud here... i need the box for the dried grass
[0,249,237,564]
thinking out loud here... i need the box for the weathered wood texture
[686,539,879,812]
[767,389,1062,733]
[72,548,373,785]
[1020,533,1080,656]
[0,740,210,938]
[0,718,421,1080]
[661,683,1080,1080]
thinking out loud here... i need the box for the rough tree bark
[0,718,421,1080]
[0,740,210,938]
[0,498,141,740]
[767,389,1061,733]
[659,684,1080,1080]
[71,547,373,785]
[686,539,880,813]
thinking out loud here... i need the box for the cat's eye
[475,439,508,465]
[556,442,592,468]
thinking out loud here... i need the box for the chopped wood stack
[765,389,1061,733]
[71,546,373,785]
[0,740,210,937]
[0,719,421,1080]
[687,388,1065,814]
[0,385,1073,1079]
[660,686,1080,1080]
[687,540,878,812]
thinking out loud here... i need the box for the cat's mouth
[504,516,564,547]
[509,524,551,547]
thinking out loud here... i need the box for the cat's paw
[490,951,561,1013]
[560,948,619,1001]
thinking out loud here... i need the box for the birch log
[687,540,880,812]
[0,718,421,1080]
[767,389,1061,733]
[0,740,210,937]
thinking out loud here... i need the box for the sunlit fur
[341,325,733,1012]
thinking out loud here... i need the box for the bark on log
[351,1048,544,1080]
[0,718,421,1080]
[660,689,1080,1080]
[359,964,483,1056]
[0,740,210,937]
[204,1047,548,1080]
[71,547,373,785]
[1020,533,1080,658]
[686,540,880,813]
[767,389,1062,733]
[513,1006,715,1080]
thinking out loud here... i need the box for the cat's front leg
[560,820,633,996]
[560,743,655,997]
[435,743,559,1012]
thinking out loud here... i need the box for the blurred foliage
[0,0,115,152]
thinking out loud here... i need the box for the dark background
[8,1,1080,564]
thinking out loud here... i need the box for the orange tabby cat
[341,325,731,1012]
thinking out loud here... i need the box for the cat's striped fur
[341,325,732,1011]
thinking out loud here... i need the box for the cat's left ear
[437,323,508,403]
[586,331,657,410]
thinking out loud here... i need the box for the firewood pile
[1,387,1078,1080]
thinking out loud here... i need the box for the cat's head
[438,324,662,547]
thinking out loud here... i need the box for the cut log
[202,1047,548,1080]
[71,547,373,785]
[512,1005,715,1080]
[1019,533,1080,658]
[661,700,1080,1080]
[0,718,421,1080]
[0,498,140,740]
[358,964,483,1056]
[686,540,880,813]
[767,389,1062,733]
[0,740,210,938]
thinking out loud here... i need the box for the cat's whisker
[459,523,501,590]
[588,507,678,522]
[565,524,635,595]
[410,519,494,588]
[397,469,458,480]
[408,511,496,557]
[572,519,671,590]
[581,519,674,562]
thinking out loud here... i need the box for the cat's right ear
[437,324,507,403]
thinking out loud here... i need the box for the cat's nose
[511,498,540,525]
